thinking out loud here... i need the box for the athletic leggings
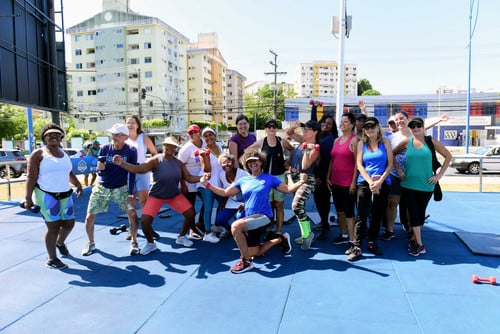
[291,173,316,221]
[401,187,432,228]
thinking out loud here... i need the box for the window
[129,44,139,50]
[75,35,82,42]
[86,62,95,69]
[145,71,153,78]
[75,63,82,69]
[87,90,97,96]
[116,43,124,49]
[76,90,83,97]
[144,42,152,49]
[144,56,152,63]
[129,58,139,65]
[127,29,139,35]
[85,34,94,41]
[86,48,95,54]
[75,49,82,56]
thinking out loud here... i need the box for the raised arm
[112,154,158,174]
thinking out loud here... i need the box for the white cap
[107,123,129,136]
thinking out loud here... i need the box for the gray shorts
[244,214,271,231]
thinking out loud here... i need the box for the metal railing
[0,162,26,201]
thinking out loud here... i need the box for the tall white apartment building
[66,0,189,132]
[186,33,228,125]
[294,61,358,98]
[225,69,246,126]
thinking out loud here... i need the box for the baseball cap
[408,117,425,128]
[265,118,278,128]
[356,114,368,121]
[201,127,216,137]
[107,123,129,136]
[300,120,320,131]
[187,124,201,133]
[362,117,379,128]
[387,116,396,124]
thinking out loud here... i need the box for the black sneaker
[46,258,67,269]
[152,230,160,240]
[316,229,329,240]
[345,242,355,255]
[332,235,349,244]
[56,243,70,256]
[381,230,395,241]
[367,241,383,256]
[347,247,362,261]
[409,244,426,256]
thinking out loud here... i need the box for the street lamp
[147,94,168,135]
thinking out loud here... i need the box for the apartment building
[186,33,228,125]
[294,61,358,98]
[66,0,189,132]
[225,69,247,126]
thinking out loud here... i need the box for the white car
[450,145,500,174]
[63,149,86,158]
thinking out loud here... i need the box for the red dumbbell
[301,143,320,151]
[471,274,496,285]
[194,150,210,157]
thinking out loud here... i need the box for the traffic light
[141,88,146,99]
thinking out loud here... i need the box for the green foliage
[362,89,382,96]
[357,78,373,96]
[0,104,26,140]
[144,118,168,128]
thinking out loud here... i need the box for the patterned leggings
[291,173,316,221]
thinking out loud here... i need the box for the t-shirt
[229,132,256,159]
[218,168,249,209]
[177,140,206,192]
[97,143,137,195]
[233,173,281,218]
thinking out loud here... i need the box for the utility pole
[264,49,286,120]
[137,69,143,119]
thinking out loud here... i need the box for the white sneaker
[176,235,193,247]
[82,242,96,256]
[203,232,220,243]
[211,225,224,234]
[294,236,303,244]
[140,242,158,255]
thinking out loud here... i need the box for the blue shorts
[134,172,151,192]
[34,187,75,222]
[389,174,402,196]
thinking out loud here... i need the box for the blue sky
[63,0,500,95]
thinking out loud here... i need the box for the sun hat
[162,137,180,147]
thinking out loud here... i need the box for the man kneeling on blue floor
[200,149,306,274]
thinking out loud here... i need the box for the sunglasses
[363,125,377,130]
[409,124,423,129]
[45,133,62,139]
[266,125,277,129]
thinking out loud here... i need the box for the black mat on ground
[454,231,500,257]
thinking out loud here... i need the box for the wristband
[205,183,211,189]
[128,195,134,198]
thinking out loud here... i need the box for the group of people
[23,109,451,272]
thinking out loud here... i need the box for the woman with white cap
[113,137,206,255]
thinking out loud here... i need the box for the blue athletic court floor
[0,188,499,334]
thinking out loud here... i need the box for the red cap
[187,124,201,133]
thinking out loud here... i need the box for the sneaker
[129,242,140,256]
[46,258,67,269]
[140,242,158,255]
[230,258,254,274]
[381,230,395,241]
[345,242,355,255]
[203,232,220,244]
[410,244,426,256]
[125,230,131,240]
[408,239,418,252]
[56,243,70,256]
[332,235,349,244]
[300,232,315,251]
[281,232,292,254]
[189,229,203,240]
[218,227,229,239]
[211,225,225,234]
[152,230,160,240]
[367,241,383,256]
[176,235,193,247]
[294,236,303,244]
[82,242,96,256]
[347,246,362,261]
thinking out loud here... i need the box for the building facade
[66,1,189,132]
[294,61,358,98]
[186,33,228,125]
[225,69,246,126]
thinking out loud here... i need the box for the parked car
[64,148,86,158]
[450,145,500,174]
[0,149,27,178]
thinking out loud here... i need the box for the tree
[357,78,373,96]
[362,89,381,96]
[0,104,26,140]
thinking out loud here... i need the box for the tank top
[330,134,356,187]
[290,147,315,175]
[126,133,147,163]
[38,148,73,192]
[149,156,182,199]
[356,141,391,185]
[401,137,434,192]
[261,136,285,175]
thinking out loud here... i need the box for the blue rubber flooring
[0,188,499,334]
